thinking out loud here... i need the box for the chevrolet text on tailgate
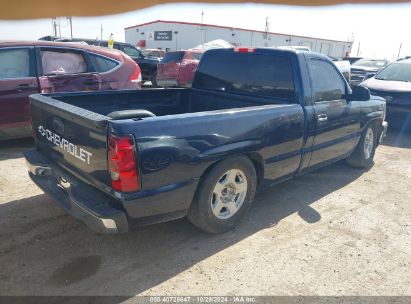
[24,48,388,234]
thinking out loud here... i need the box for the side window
[41,50,87,75]
[308,59,346,102]
[88,53,119,72]
[0,48,31,79]
[122,45,142,58]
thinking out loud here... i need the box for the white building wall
[125,21,352,59]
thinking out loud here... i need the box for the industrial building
[125,20,353,59]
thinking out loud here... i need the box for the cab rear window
[186,52,203,61]
[194,52,295,102]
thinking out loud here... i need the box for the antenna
[397,42,402,59]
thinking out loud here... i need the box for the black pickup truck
[24,48,388,234]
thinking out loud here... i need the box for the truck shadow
[0,137,34,161]
[0,161,365,297]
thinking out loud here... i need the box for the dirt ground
[0,128,410,298]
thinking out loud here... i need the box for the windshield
[122,45,142,57]
[161,51,185,63]
[353,59,388,68]
[375,62,411,82]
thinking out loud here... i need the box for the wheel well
[364,119,384,138]
[199,153,264,188]
[244,152,264,188]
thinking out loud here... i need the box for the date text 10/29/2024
[149,297,257,303]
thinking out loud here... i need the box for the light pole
[174,31,178,50]
[67,16,73,38]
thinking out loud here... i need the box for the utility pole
[397,42,402,59]
[174,31,178,50]
[57,18,61,37]
[264,17,270,47]
[52,18,57,36]
[67,16,73,38]
[100,24,103,40]
[201,11,206,44]
[356,41,361,56]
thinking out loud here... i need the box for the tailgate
[30,93,110,188]
[157,62,180,80]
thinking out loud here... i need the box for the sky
[0,2,410,60]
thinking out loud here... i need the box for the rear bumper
[157,79,179,87]
[24,149,199,233]
[387,105,411,117]
[24,149,128,234]
[386,105,411,129]
[380,121,388,143]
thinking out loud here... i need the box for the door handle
[16,83,36,91]
[317,114,328,124]
[83,80,100,85]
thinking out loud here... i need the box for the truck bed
[49,87,295,118]
[29,88,305,221]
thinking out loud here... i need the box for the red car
[156,50,203,87]
[0,41,141,140]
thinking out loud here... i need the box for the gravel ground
[0,129,410,297]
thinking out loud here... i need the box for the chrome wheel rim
[363,128,374,160]
[211,169,248,220]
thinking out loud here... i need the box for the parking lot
[0,127,409,297]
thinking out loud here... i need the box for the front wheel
[150,71,158,87]
[346,124,377,168]
[187,156,257,234]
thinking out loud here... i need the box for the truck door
[307,57,361,167]
[0,47,38,139]
[36,47,108,93]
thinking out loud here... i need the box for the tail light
[180,59,190,66]
[233,47,256,53]
[39,77,53,93]
[108,134,139,192]
[129,65,142,87]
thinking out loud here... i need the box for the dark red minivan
[156,50,204,88]
[0,41,141,140]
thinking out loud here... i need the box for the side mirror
[349,86,371,101]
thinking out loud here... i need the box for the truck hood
[351,65,380,72]
[362,77,411,93]
[333,60,350,73]
[130,56,161,64]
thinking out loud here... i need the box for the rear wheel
[187,156,257,234]
[346,124,377,168]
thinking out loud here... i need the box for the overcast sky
[0,2,410,60]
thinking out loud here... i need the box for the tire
[346,124,377,168]
[187,156,257,234]
[151,71,158,88]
